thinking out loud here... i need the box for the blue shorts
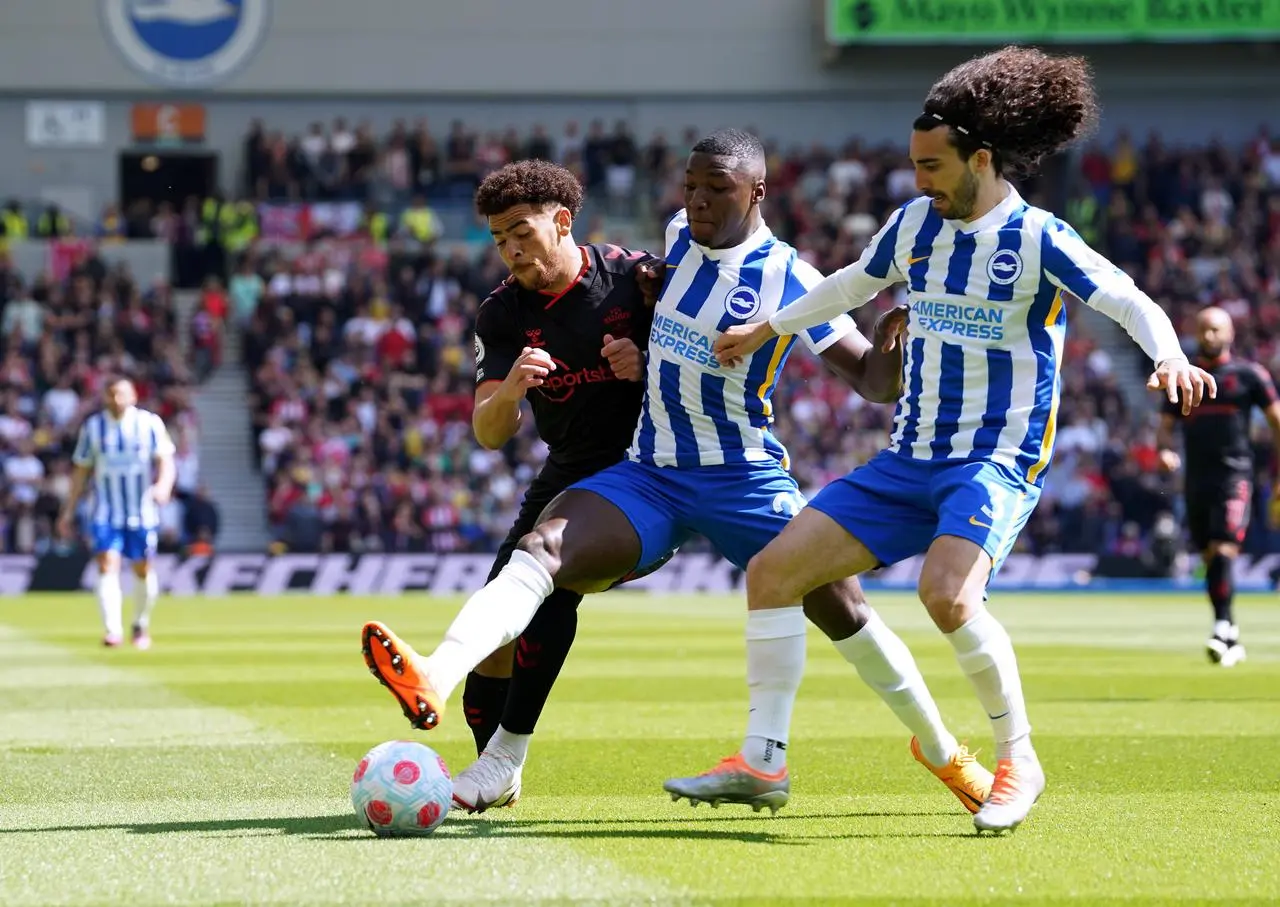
[808,451,1040,577]
[92,526,157,562]
[570,459,807,571]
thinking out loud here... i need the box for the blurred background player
[702,47,1216,833]
[56,377,176,649]
[363,159,666,785]
[1157,307,1280,667]
[365,129,994,818]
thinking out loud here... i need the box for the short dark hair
[914,46,1100,179]
[690,128,766,172]
[474,160,584,218]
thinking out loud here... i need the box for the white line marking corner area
[0,624,681,906]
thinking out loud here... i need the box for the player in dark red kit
[366,160,667,799]
[1158,306,1280,666]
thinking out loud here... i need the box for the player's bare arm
[472,346,557,449]
[151,452,177,507]
[56,464,92,538]
[1147,357,1216,416]
[1156,412,1181,472]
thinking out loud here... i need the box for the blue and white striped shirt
[629,210,854,468]
[72,406,175,529]
[770,188,1183,486]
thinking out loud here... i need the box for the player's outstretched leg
[805,580,993,814]
[921,535,1045,832]
[1204,543,1246,667]
[362,489,640,731]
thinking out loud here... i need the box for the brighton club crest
[101,0,271,88]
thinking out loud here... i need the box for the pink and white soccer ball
[351,740,453,836]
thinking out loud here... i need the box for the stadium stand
[4,121,1277,569]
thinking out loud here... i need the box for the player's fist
[602,334,644,382]
[635,260,666,307]
[1148,357,1217,416]
[499,346,556,401]
[1157,448,1181,473]
[714,321,776,369]
[872,304,910,353]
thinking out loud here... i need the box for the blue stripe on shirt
[929,342,966,458]
[658,359,701,467]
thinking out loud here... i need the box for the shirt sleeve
[72,418,94,467]
[782,258,854,355]
[769,206,907,337]
[1040,217,1185,365]
[474,297,522,387]
[151,413,176,458]
[1249,363,1280,410]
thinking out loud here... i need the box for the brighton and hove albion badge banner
[827,0,1280,44]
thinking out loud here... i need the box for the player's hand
[872,304,910,353]
[635,260,666,307]
[1147,357,1217,416]
[1157,448,1182,473]
[714,322,776,369]
[602,334,644,381]
[150,484,173,507]
[498,347,557,401]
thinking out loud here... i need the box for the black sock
[500,589,581,736]
[1206,553,1235,626]
[461,672,511,756]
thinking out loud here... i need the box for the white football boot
[450,748,523,814]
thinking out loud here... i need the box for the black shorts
[488,459,673,587]
[1185,474,1252,551]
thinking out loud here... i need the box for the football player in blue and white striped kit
[362,130,996,817]
[58,377,176,650]
[698,47,1217,832]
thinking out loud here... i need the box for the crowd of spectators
[6,117,1279,572]
[241,120,1280,569]
[0,245,214,555]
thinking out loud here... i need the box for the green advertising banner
[828,0,1280,44]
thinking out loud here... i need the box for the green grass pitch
[1,590,1277,906]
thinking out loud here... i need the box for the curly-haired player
[700,47,1218,832]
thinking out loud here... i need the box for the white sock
[488,725,530,766]
[424,550,555,701]
[132,570,159,631]
[741,606,806,774]
[832,610,958,768]
[97,572,123,638]
[946,609,1034,761]
[1213,619,1238,642]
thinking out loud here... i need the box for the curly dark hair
[474,159,584,218]
[914,46,1100,179]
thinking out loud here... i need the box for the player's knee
[745,550,794,608]
[96,553,120,575]
[802,580,872,640]
[1206,542,1239,560]
[131,562,150,579]
[516,524,563,578]
[918,569,972,633]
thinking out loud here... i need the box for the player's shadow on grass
[429,809,980,843]
[2,814,358,838]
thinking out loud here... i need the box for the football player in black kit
[1157,306,1280,666]
[364,160,668,803]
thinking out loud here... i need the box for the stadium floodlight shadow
[1,813,358,838]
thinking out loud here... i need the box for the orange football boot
[911,737,994,814]
[360,621,446,730]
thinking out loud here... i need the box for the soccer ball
[351,740,453,836]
